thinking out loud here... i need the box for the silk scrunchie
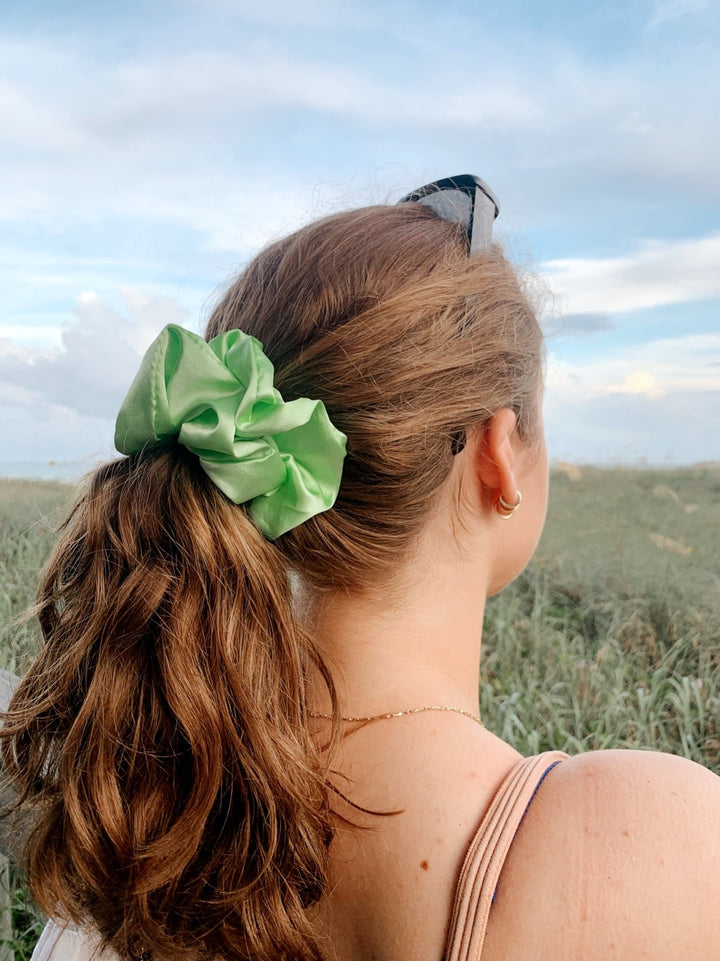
[114,324,347,540]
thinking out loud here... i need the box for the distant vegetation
[484,463,720,769]
[1,465,719,955]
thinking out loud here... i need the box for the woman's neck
[304,536,491,718]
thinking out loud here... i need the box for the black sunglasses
[398,174,500,254]
[399,174,501,455]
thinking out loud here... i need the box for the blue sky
[1,0,718,467]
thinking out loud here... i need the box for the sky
[0,0,718,469]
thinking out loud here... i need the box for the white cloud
[0,19,718,252]
[0,377,116,464]
[0,5,718,467]
[0,326,64,348]
[545,387,720,465]
[0,289,190,421]
[2,288,717,466]
[0,242,212,354]
[607,371,664,398]
[542,234,720,315]
[80,50,542,148]
[545,333,720,410]
[0,74,91,154]
[0,287,188,463]
[647,0,710,29]
[544,327,720,464]
[0,35,539,162]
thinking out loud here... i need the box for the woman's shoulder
[482,748,720,961]
[545,746,720,824]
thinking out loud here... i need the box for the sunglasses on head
[398,174,500,254]
[399,174,501,455]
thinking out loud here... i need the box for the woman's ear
[469,409,520,513]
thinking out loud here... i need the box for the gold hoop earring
[496,490,522,519]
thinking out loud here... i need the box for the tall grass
[484,464,720,769]
[0,465,718,954]
[0,480,71,958]
[0,480,71,675]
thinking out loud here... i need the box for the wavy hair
[1,202,542,959]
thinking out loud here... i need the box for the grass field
[0,465,719,955]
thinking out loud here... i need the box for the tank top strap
[444,750,568,961]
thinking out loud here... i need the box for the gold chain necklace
[310,705,484,726]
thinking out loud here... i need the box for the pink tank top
[444,751,568,961]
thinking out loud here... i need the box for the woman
[4,176,719,961]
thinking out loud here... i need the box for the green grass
[3,867,46,961]
[1,466,719,954]
[484,464,720,768]
[0,479,73,676]
[0,479,75,958]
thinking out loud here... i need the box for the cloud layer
[2,286,716,466]
[1,0,718,466]
[544,235,720,315]
[1,289,189,432]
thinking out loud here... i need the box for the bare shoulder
[483,750,720,961]
[546,748,720,832]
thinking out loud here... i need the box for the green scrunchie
[114,324,347,540]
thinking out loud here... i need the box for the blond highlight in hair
[2,201,542,959]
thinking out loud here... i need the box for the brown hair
[1,202,542,959]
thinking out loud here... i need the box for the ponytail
[2,197,543,960]
[2,445,335,960]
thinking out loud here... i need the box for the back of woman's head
[207,203,543,589]
[1,199,542,961]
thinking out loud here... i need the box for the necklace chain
[310,705,484,726]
